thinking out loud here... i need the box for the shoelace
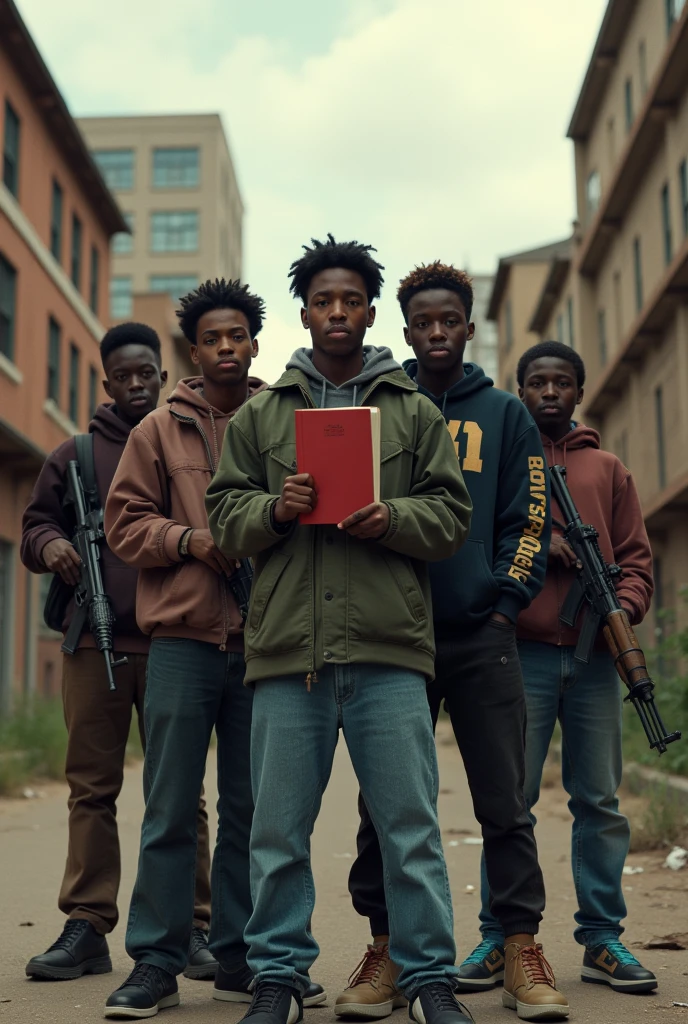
[248,982,292,1016]
[510,944,556,987]
[602,941,640,967]
[423,982,464,1013]
[464,939,503,965]
[45,919,90,953]
[188,927,209,957]
[348,944,390,988]
[122,962,167,993]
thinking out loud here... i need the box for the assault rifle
[550,464,681,756]
[61,460,128,691]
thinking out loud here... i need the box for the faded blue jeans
[246,663,457,997]
[126,639,254,975]
[479,640,629,947]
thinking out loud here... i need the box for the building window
[624,78,634,133]
[586,170,601,217]
[655,385,667,490]
[149,274,198,301]
[567,296,575,349]
[112,212,134,255]
[661,183,673,266]
[110,277,132,318]
[680,159,688,238]
[71,214,82,290]
[556,313,564,343]
[88,365,99,421]
[50,180,63,262]
[92,149,134,190]
[666,0,686,33]
[152,147,199,188]
[47,317,61,403]
[2,100,20,198]
[68,343,80,424]
[0,253,17,361]
[597,309,607,367]
[151,211,199,253]
[90,246,99,313]
[633,237,643,313]
[504,298,513,353]
[639,41,648,95]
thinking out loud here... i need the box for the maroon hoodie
[21,404,148,654]
[517,423,653,647]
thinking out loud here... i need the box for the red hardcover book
[295,407,381,525]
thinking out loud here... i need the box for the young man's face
[301,267,375,356]
[519,356,583,433]
[103,343,166,426]
[191,308,258,385]
[404,288,474,373]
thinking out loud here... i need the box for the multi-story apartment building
[0,0,126,705]
[77,114,243,319]
[488,0,688,630]
[466,274,499,382]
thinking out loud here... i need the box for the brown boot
[502,943,569,1021]
[335,944,407,1019]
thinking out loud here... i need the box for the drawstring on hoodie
[441,392,448,416]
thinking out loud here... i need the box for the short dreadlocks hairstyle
[397,262,474,323]
[100,322,161,369]
[176,278,266,343]
[517,341,586,389]
[288,233,385,305]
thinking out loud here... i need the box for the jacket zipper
[171,409,232,651]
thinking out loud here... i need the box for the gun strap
[74,433,99,511]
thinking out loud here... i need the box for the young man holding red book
[477,341,656,995]
[342,264,568,1023]
[206,236,475,1024]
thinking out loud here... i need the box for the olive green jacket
[206,366,472,684]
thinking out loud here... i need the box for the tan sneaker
[335,944,407,1019]
[502,943,569,1021]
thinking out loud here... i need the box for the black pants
[348,620,545,938]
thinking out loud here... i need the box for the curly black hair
[288,233,385,305]
[397,261,474,322]
[517,341,586,388]
[176,278,266,343]
[100,322,161,369]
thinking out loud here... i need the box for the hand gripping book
[295,407,381,525]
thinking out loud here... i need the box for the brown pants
[59,649,212,935]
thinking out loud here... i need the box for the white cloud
[17,0,606,372]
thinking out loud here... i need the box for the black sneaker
[455,939,505,992]
[104,963,179,1019]
[239,981,303,1024]
[183,927,218,980]
[25,919,112,980]
[409,982,474,1024]
[303,982,327,1008]
[213,963,254,1002]
[581,941,658,993]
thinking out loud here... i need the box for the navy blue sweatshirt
[404,360,551,634]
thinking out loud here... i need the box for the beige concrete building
[466,274,499,382]
[488,0,688,631]
[77,114,243,318]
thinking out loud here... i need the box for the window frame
[2,100,20,198]
[47,316,61,404]
[655,385,667,490]
[661,183,673,266]
[624,77,634,133]
[149,274,199,300]
[152,147,200,189]
[109,276,133,319]
[0,253,17,362]
[89,245,99,314]
[92,148,135,191]
[68,342,80,425]
[633,237,644,313]
[50,180,63,263]
[150,210,199,254]
[71,213,82,291]
[586,169,601,218]
[112,212,134,256]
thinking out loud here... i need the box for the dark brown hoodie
[21,403,147,653]
[517,422,653,646]
[104,377,266,649]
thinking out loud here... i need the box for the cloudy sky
[18,0,606,380]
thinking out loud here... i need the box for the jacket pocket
[247,551,292,633]
[430,538,499,628]
[348,545,431,651]
[382,550,427,623]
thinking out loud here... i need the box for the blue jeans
[126,639,254,975]
[246,663,457,997]
[479,640,629,947]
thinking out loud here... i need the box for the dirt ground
[0,720,687,1023]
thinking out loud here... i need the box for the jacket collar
[270,365,417,396]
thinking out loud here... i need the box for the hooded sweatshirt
[21,403,147,653]
[403,360,551,632]
[285,346,401,408]
[105,376,266,649]
[517,423,653,646]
